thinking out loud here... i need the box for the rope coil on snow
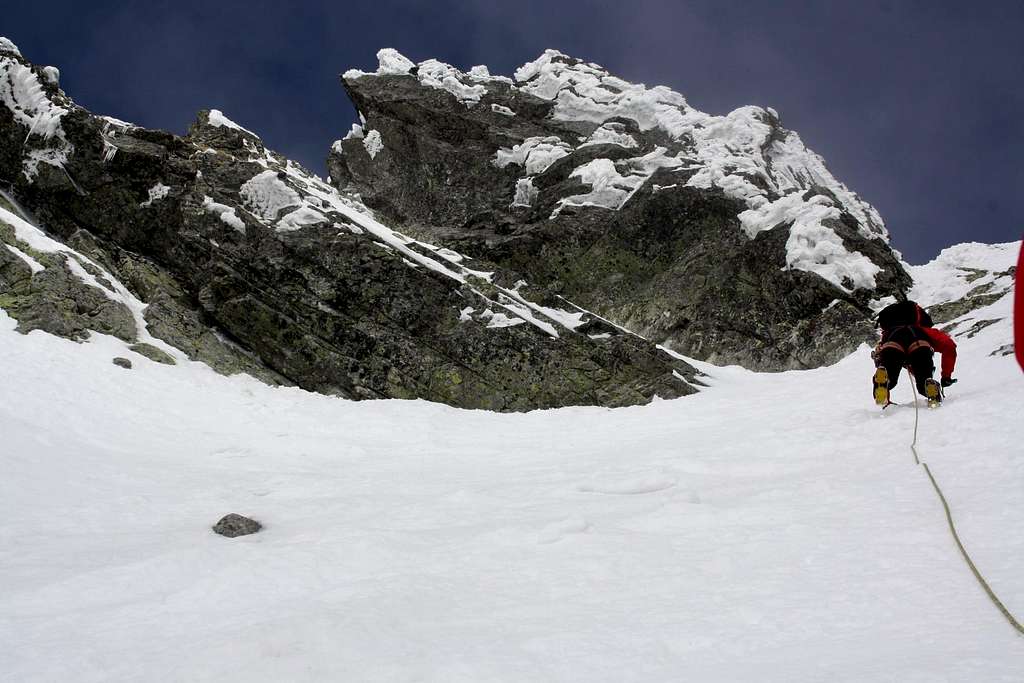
[905,368,1024,636]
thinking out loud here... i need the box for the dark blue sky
[6,1,1022,263]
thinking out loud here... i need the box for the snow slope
[1,254,1022,680]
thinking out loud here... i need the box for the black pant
[880,325,937,395]
[879,346,935,396]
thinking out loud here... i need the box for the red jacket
[1016,241,1024,373]
[922,326,957,380]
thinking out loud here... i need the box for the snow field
[1,285,1021,681]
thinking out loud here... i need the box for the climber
[922,325,957,388]
[1016,240,1024,373]
[871,299,943,406]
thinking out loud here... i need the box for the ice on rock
[493,137,572,175]
[0,51,72,180]
[41,66,59,86]
[139,183,170,208]
[765,130,886,238]
[375,48,415,75]
[362,129,384,159]
[741,193,880,291]
[558,159,635,213]
[0,37,21,56]
[343,122,364,140]
[515,50,695,136]
[346,50,502,106]
[511,178,538,208]
[239,171,300,220]
[491,104,516,117]
[580,122,638,149]
[417,59,487,105]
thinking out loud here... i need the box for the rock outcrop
[331,49,912,370]
[0,39,699,410]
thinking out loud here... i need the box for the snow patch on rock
[0,37,22,56]
[908,241,1020,308]
[554,148,684,216]
[139,183,170,208]
[276,206,326,233]
[345,49,508,107]
[202,196,246,234]
[740,193,880,292]
[417,59,488,105]
[493,136,572,175]
[240,170,300,220]
[5,243,45,273]
[207,109,258,138]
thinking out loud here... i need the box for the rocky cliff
[331,49,912,370]
[0,38,700,410]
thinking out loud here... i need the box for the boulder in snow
[213,513,262,538]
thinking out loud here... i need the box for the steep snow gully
[1,242,1021,681]
[0,32,1021,681]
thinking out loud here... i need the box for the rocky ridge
[0,38,700,410]
[331,49,912,370]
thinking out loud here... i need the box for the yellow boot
[873,367,890,406]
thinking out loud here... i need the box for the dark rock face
[331,50,913,371]
[0,42,699,410]
[129,342,175,365]
[212,513,262,538]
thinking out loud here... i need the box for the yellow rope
[904,368,1023,635]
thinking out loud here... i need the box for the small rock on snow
[212,513,262,538]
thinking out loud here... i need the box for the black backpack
[877,300,933,330]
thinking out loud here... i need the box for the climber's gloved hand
[941,376,957,388]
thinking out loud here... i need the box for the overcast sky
[6,1,1022,262]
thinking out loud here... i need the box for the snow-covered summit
[513,50,887,241]
[333,48,910,371]
[339,48,890,299]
